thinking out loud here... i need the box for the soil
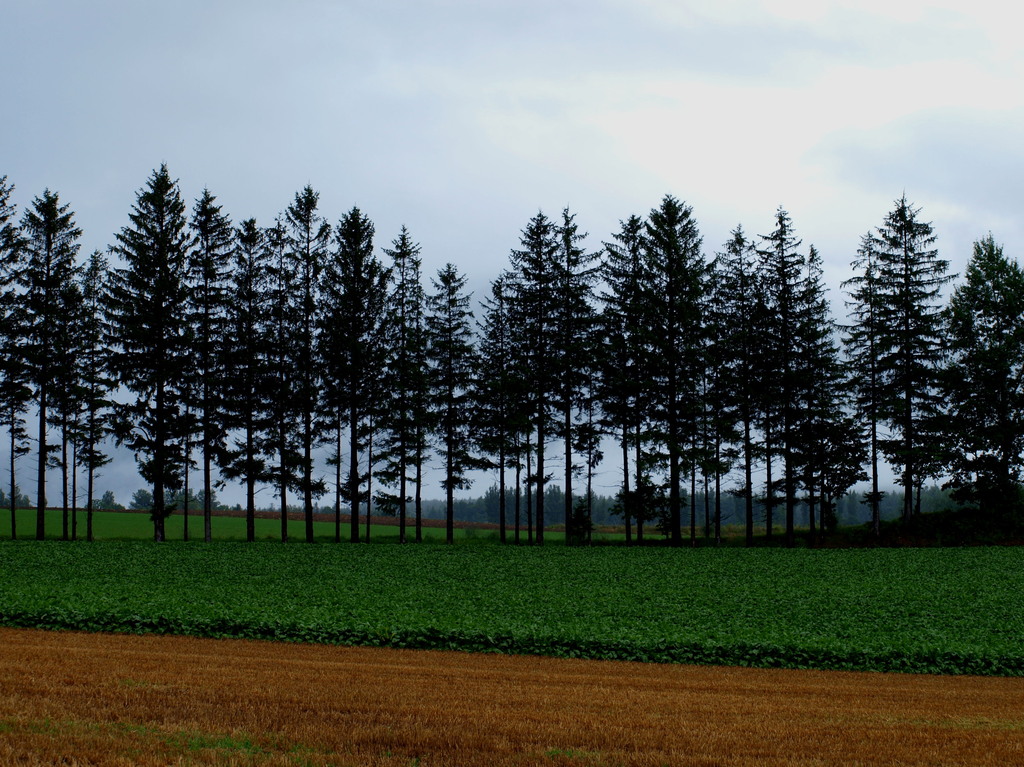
[1,627,1022,765]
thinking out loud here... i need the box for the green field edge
[2,610,1020,678]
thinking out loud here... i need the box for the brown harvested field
[1,628,1023,766]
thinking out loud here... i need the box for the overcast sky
[3,0,1021,508]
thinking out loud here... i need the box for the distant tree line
[2,167,1022,545]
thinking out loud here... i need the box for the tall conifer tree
[599,214,651,544]
[187,188,234,542]
[0,177,30,539]
[427,264,476,544]
[19,189,82,539]
[107,165,191,542]
[320,206,389,543]
[285,187,330,542]
[757,207,805,546]
[221,218,274,541]
[943,234,1024,517]
[77,250,113,542]
[377,227,428,543]
[871,196,952,519]
[643,195,707,547]
[553,208,598,544]
[508,212,560,544]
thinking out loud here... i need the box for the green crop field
[1,541,1021,675]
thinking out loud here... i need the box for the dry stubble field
[1,628,1023,766]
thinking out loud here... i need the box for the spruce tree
[794,245,865,544]
[426,263,476,544]
[507,212,560,544]
[943,234,1024,518]
[377,227,428,543]
[553,208,599,545]
[714,225,764,546]
[221,218,274,541]
[643,195,707,547]
[107,165,191,542]
[186,188,234,542]
[0,177,30,539]
[598,214,651,544]
[77,250,113,542]
[284,187,330,542]
[756,207,805,546]
[18,189,82,539]
[264,217,301,542]
[474,274,528,544]
[871,196,953,519]
[320,206,389,543]
[842,232,886,535]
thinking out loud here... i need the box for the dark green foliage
[284,187,330,542]
[427,263,477,544]
[377,227,429,543]
[2,542,1023,676]
[78,250,114,542]
[552,208,599,545]
[871,196,953,519]
[263,218,302,542]
[0,176,30,541]
[714,226,763,545]
[18,189,82,539]
[106,165,192,541]
[843,232,887,535]
[507,212,561,544]
[320,206,389,543]
[942,235,1024,519]
[756,207,806,545]
[186,188,234,543]
[644,195,708,546]
[598,214,653,543]
[220,219,274,542]
[474,275,527,544]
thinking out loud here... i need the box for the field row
[1,542,1022,675]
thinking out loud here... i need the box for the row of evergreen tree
[1,165,1021,546]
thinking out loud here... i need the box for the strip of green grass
[1,541,1022,674]
[0,508,554,543]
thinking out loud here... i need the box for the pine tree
[507,212,560,544]
[221,218,274,541]
[186,188,234,542]
[756,207,805,546]
[285,187,330,542]
[0,176,30,539]
[107,165,191,542]
[552,208,599,545]
[714,225,764,546]
[942,234,1024,518]
[598,214,651,544]
[474,274,528,544]
[842,232,886,535]
[320,206,389,543]
[377,227,428,543]
[871,196,953,519]
[794,245,865,545]
[426,263,476,544]
[77,250,113,542]
[643,195,707,547]
[264,217,301,542]
[18,189,82,539]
